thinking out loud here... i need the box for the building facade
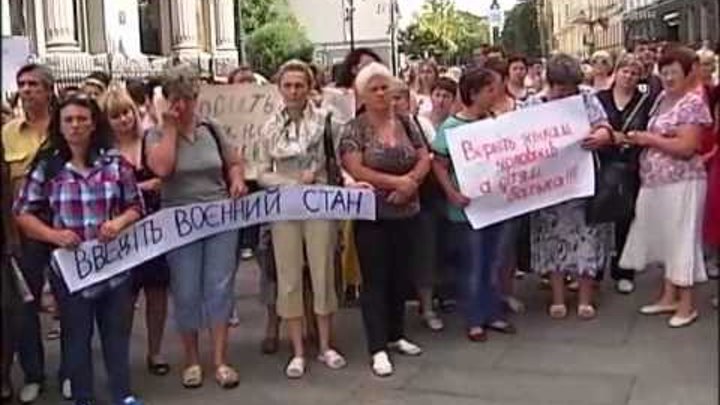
[623,0,719,49]
[2,0,240,83]
[288,0,398,68]
[538,0,624,59]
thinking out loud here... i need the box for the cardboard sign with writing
[196,84,281,179]
[446,95,595,229]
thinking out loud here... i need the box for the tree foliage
[246,20,314,79]
[501,1,541,57]
[399,0,489,64]
[238,0,314,78]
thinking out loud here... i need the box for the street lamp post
[489,0,502,45]
[389,0,398,75]
[345,0,356,51]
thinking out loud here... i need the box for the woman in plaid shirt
[13,94,144,405]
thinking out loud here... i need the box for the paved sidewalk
[27,261,719,405]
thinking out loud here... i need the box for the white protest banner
[53,186,375,293]
[196,84,281,180]
[446,95,595,229]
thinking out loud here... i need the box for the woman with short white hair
[339,62,431,377]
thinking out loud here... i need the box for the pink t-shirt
[640,90,713,188]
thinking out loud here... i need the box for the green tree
[501,1,541,57]
[236,0,314,77]
[399,0,489,64]
[246,19,314,78]
[237,0,283,37]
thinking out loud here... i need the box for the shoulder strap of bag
[619,90,650,133]
[322,112,334,160]
[200,120,228,168]
[410,114,431,149]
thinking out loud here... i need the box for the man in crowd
[1,63,71,403]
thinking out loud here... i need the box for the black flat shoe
[147,357,171,376]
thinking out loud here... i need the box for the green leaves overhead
[399,0,489,64]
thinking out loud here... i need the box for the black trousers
[354,216,418,355]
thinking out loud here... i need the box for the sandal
[318,349,347,370]
[147,356,170,376]
[577,304,596,320]
[215,364,239,389]
[181,364,203,389]
[549,304,568,319]
[467,327,487,342]
[285,357,306,379]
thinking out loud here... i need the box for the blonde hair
[354,62,393,95]
[389,78,410,98]
[697,49,718,65]
[99,85,141,136]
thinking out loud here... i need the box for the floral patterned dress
[522,90,615,277]
[619,90,713,286]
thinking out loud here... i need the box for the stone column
[2,0,11,36]
[213,0,238,76]
[214,0,236,51]
[44,0,80,52]
[170,0,200,53]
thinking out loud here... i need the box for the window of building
[139,0,163,55]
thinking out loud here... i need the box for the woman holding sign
[620,46,713,327]
[432,67,518,342]
[147,65,247,389]
[257,60,346,379]
[13,94,144,405]
[340,62,431,377]
[521,54,616,321]
[100,87,171,376]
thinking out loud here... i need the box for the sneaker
[121,396,144,405]
[371,351,393,377]
[514,269,527,279]
[61,379,72,400]
[240,248,254,261]
[615,279,635,294]
[18,383,41,404]
[388,339,422,356]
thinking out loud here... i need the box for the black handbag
[322,112,344,186]
[585,91,648,224]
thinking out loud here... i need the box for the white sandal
[285,357,306,379]
[318,349,347,370]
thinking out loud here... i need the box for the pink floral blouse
[639,90,713,188]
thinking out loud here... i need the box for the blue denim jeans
[52,273,134,404]
[166,230,239,332]
[452,221,507,328]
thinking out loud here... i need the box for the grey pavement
[24,260,719,405]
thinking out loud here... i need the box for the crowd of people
[1,38,718,405]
